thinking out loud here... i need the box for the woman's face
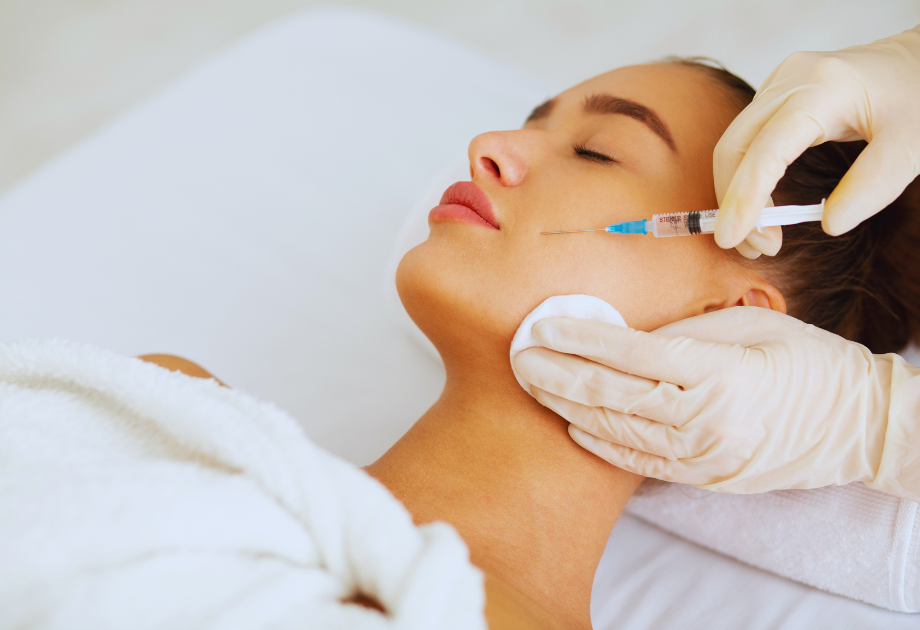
[397,64,776,359]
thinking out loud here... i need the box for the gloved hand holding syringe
[516,24,920,503]
[540,201,824,238]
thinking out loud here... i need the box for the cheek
[396,222,727,352]
[503,235,726,332]
[600,237,727,330]
[520,239,649,326]
[396,231,616,349]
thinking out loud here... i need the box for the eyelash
[572,142,617,165]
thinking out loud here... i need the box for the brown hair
[671,57,920,354]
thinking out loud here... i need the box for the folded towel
[0,340,485,629]
[510,294,920,612]
[628,481,920,612]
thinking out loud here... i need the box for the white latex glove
[513,307,920,501]
[714,25,920,259]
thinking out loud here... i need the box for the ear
[735,287,786,313]
[703,275,787,315]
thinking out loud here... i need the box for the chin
[395,242,508,360]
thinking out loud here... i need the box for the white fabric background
[3,0,920,196]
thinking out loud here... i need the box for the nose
[468,130,536,187]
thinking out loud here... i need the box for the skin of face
[396,63,785,371]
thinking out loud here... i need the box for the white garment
[0,340,485,630]
[511,294,920,611]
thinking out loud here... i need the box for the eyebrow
[525,98,556,123]
[525,93,677,153]
[582,93,676,152]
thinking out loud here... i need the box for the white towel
[627,482,920,612]
[510,294,920,612]
[0,340,486,629]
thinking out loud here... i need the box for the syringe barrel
[649,209,718,237]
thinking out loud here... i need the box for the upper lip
[440,181,500,229]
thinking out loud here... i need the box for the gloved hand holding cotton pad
[513,296,920,500]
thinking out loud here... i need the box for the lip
[428,181,500,230]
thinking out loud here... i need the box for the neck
[367,350,642,629]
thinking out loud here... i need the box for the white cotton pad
[509,294,627,395]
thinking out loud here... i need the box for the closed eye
[573,142,618,165]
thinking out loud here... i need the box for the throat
[366,366,642,629]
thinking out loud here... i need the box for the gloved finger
[740,225,783,258]
[733,238,763,260]
[716,108,784,260]
[713,91,784,203]
[568,425,692,482]
[713,58,802,204]
[714,97,830,249]
[515,346,658,406]
[534,387,686,459]
[515,347,691,426]
[822,133,920,235]
[532,318,731,389]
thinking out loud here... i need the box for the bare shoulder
[137,354,225,386]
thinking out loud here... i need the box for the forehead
[556,64,736,158]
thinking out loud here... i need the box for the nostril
[479,157,500,179]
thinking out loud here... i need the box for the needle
[540,228,608,235]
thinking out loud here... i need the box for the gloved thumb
[822,132,920,235]
[651,306,805,347]
[532,317,731,388]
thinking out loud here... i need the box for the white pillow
[0,9,548,466]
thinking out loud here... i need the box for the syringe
[541,200,825,238]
